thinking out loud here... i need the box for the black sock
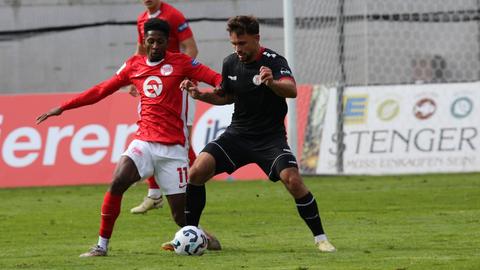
[185,184,206,227]
[295,192,325,236]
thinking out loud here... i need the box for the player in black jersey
[180,15,336,252]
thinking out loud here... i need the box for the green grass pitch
[0,173,479,270]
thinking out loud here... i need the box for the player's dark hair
[227,15,259,35]
[144,18,170,37]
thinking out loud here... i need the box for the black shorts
[201,131,298,181]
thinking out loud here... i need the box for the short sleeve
[220,57,231,94]
[170,10,193,42]
[271,56,295,81]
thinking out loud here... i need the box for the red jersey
[60,52,221,146]
[137,2,193,52]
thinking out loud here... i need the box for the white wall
[0,0,284,93]
[1,0,479,93]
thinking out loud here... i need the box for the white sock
[314,234,328,243]
[148,189,162,198]
[97,236,109,250]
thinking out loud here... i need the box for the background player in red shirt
[136,0,198,56]
[130,0,200,214]
[36,18,221,257]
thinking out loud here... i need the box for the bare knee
[287,176,306,195]
[109,177,128,195]
[280,168,308,198]
[189,153,215,185]
[109,175,137,195]
[188,166,203,185]
[108,156,140,195]
[189,166,212,185]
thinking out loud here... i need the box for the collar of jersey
[148,8,161,18]
[255,47,266,61]
[146,58,164,66]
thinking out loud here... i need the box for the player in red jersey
[36,18,221,257]
[130,0,199,214]
[136,0,197,56]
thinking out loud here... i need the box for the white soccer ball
[172,226,208,256]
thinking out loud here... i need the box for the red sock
[188,147,197,167]
[99,192,122,239]
[147,176,159,189]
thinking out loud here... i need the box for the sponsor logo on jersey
[263,51,277,58]
[143,76,163,98]
[131,147,143,156]
[134,71,149,77]
[413,98,436,120]
[191,59,200,67]
[451,97,473,119]
[252,75,262,86]
[228,75,237,81]
[160,64,173,76]
[280,68,292,76]
[178,22,189,32]
[179,183,188,188]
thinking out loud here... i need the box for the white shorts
[187,95,196,126]
[122,139,189,195]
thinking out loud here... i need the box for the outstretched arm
[36,106,63,124]
[36,75,126,124]
[180,80,233,105]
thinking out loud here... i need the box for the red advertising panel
[0,92,138,187]
[0,86,312,188]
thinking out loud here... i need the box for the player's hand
[213,86,226,97]
[36,106,63,125]
[259,66,274,86]
[127,85,139,97]
[180,79,201,99]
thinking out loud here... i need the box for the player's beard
[237,51,253,63]
[149,51,165,62]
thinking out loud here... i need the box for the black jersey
[220,47,295,137]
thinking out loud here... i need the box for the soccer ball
[172,226,208,256]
